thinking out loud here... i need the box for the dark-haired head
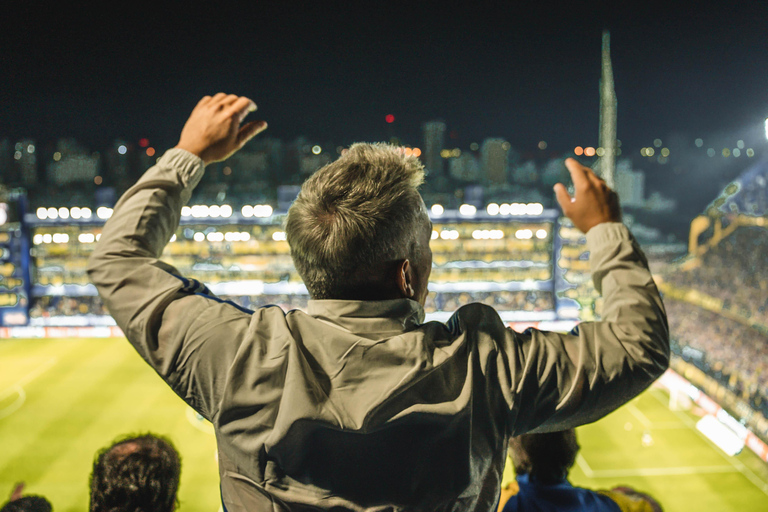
[89,433,181,512]
[508,429,580,484]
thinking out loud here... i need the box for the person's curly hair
[89,434,181,512]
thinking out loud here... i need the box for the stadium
[3,160,768,509]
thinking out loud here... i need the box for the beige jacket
[88,149,669,511]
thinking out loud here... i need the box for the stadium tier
[0,202,602,326]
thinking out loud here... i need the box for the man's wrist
[159,148,206,190]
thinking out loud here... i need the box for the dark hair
[89,434,181,512]
[0,496,52,512]
[508,429,580,484]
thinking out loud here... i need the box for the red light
[574,146,584,156]
[139,138,149,148]
[385,114,395,124]
[146,147,155,157]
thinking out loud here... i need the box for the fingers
[226,96,257,122]
[553,183,573,212]
[564,157,592,191]
[237,120,268,146]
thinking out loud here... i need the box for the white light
[52,233,69,243]
[491,230,504,239]
[14,151,21,160]
[240,232,250,241]
[27,144,35,154]
[526,203,544,216]
[220,205,233,218]
[696,415,744,456]
[459,204,477,216]
[209,205,221,218]
[81,207,92,219]
[96,207,113,219]
[486,203,500,215]
[765,118,768,140]
[499,203,511,215]
[181,206,192,217]
[312,145,322,154]
[253,205,273,217]
[536,229,548,239]
[191,205,209,218]
[515,229,533,240]
[42,234,52,244]
[96,234,101,241]
[272,231,287,241]
[472,230,484,240]
[36,208,48,220]
[33,234,43,244]
[224,232,236,242]
[169,234,177,242]
[70,207,81,219]
[430,204,444,216]
[78,233,96,243]
[206,232,224,242]
[58,207,69,219]
[431,230,439,240]
[118,145,127,155]
[47,207,58,219]
[510,203,526,216]
[193,232,205,242]
[440,229,459,240]
[241,205,254,217]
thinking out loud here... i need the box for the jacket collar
[307,299,425,338]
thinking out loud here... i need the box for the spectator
[501,429,662,512]
[88,94,668,510]
[0,483,52,512]
[89,434,181,512]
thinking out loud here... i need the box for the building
[422,121,446,178]
[47,139,98,186]
[15,139,38,187]
[448,152,480,182]
[480,138,510,186]
[615,159,645,207]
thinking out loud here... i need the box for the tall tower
[598,30,617,188]
[422,121,446,178]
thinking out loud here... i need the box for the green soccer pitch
[2,338,768,511]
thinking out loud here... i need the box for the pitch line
[627,401,653,429]
[649,388,768,496]
[0,358,57,420]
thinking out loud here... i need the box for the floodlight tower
[598,30,617,189]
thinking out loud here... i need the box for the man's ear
[396,259,415,298]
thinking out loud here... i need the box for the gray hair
[286,143,427,299]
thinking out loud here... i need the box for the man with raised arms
[88,93,669,511]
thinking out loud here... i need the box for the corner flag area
[3,338,768,510]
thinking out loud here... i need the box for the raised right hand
[175,93,267,165]
[554,158,621,233]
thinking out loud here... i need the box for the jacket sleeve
[498,222,670,434]
[86,148,253,421]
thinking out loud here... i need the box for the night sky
[2,1,768,218]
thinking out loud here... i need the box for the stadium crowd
[666,299,768,418]
[665,225,768,326]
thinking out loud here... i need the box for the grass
[2,338,768,511]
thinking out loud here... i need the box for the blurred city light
[117,145,127,155]
[146,147,155,157]
[707,148,716,157]
[312,145,322,154]
[661,148,670,157]
[695,138,704,147]
[385,114,395,123]
[747,148,755,157]
[653,139,662,147]
[53,152,61,161]
[412,147,422,157]
[765,118,768,140]
[139,138,149,148]
[574,146,584,156]
[538,141,547,150]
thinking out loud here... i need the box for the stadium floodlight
[33,234,43,244]
[169,234,177,242]
[431,230,439,240]
[253,205,273,218]
[430,204,444,216]
[193,232,205,242]
[96,207,113,219]
[191,205,209,218]
[70,207,81,219]
[241,205,254,218]
[536,229,548,239]
[36,207,48,220]
[459,204,477,216]
[58,207,69,219]
[52,233,69,243]
[220,205,233,218]
[490,229,504,239]
[81,207,92,219]
[180,206,192,217]
[78,233,96,243]
[486,203,500,216]
[510,203,526,216]
[209,205,221,218]
[206,232,224,242]
[515,229,533,240]
[526,203,544,216]
[42,233,52,244]
[47,207,58,219]
[240,232,251,241]
[272,231,287,241]
[498,203,511,216]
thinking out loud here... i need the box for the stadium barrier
[659,360,768,463]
